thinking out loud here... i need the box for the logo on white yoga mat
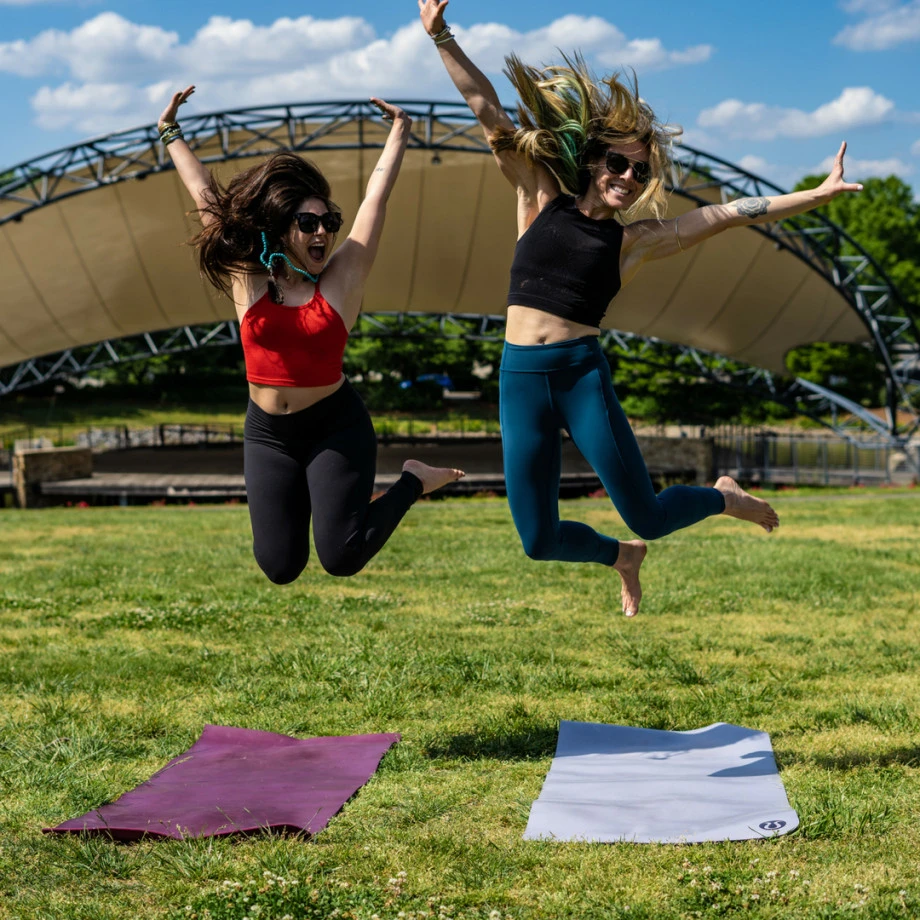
[759,820,787,831]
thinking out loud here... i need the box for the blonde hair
[490,52,681,219]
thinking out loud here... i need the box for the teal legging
[499,336,725,566]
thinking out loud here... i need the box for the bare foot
[613,539,647,618]
[402,459,465,495]
[715,476,779,532]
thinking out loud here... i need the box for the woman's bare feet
[402,460,465,495]
[715,476,779,532]
[613,539,647,618]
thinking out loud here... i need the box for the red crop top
[240,286,348,387]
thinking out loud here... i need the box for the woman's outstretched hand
[816,141,863,200]
[370,97,411,126]
[158,85,195,131]
[419,0,449,36]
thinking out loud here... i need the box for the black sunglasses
[294,211,344,234]
[605,152,651,185]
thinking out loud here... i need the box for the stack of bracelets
[430,24,455,46]
[158,121,184,146]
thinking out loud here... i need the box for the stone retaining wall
[13,447,93,508]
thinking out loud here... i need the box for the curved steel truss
[0,322,239,395]
[2,100,917,443]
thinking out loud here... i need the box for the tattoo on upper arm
[374,166,386,174]
[733,196,769,218]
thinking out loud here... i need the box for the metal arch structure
[664,147,920,439]
[1,99,918,444]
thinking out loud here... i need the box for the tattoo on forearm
[733,196,769,218]
[374,167,386,173]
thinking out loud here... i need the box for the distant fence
[711,426,918,486]
[2,422,917,488]
[1,423,243,452]
[0,416,502,454]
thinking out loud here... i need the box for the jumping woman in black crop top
[421,0,862,616]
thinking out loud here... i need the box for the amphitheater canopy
[0,101,909,380]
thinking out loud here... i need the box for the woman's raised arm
[621,142,863,279]
[418,0,555,212]
[157,86,216,224]
[419,0,514,142]
[321,99,413,328]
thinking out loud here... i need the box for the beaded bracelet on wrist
[431,25,454,44]
[160,126,185,146]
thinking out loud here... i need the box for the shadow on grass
[423,724,558,761]
[776,745,920,771]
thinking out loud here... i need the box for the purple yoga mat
[45,725,400,841]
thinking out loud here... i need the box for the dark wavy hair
[191,152,340,300]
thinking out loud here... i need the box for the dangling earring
[259,231,320,288]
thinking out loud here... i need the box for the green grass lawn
[1,491,919,919]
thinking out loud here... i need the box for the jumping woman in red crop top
[422,0,862,616]
[158,86,463,583]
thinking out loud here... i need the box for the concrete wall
[13,447,93,508]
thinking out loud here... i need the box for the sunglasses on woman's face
[294,211,344,234]
[605,152,651,185]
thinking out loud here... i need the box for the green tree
[784,174,919,405]
[794,174,920,303]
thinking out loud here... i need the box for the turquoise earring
[259,232,319,283]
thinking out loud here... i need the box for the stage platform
[37,470,604,503]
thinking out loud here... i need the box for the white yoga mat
[524,720,798,844]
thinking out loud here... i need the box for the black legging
[243,381,423,583]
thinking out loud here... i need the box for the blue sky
[2,0,919,193]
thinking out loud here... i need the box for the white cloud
[32,82,147,133]
[833,0,920,50]
[178,15,375,77]
[0,13,178,80]
[911,139,920,155]
[698,87,895,140]
[737,154,771,174]
[11,13,712,136]
[816,153,914,178]
[841,0,898,12]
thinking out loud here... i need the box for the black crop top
[507,194,624,328]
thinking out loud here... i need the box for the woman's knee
[520,530,561,562]
[254,547,308,585]
[620,516,667,542]
[316,543,366,578]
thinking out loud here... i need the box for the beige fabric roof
[0,126,867,373]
